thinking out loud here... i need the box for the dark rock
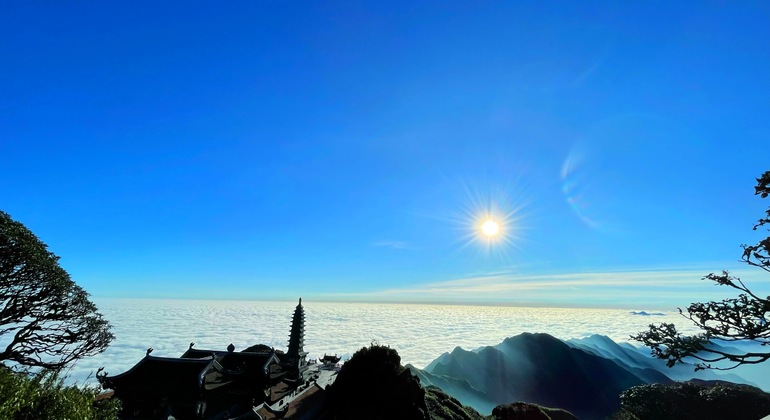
[616,380,770,420]
[491,402,578,420]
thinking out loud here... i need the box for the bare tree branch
[634,171,770,371]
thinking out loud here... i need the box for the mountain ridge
[413,332,757,420]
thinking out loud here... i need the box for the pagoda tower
[286,298,308,375]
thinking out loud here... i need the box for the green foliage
[339,341,403,377]
[329,343,429,420]
[424,387,484,420]
[617,381,770,420]
[634,171,770,370]
[0,211,113,369]
[0,366,120,419]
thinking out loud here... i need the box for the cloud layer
[67,298,699,385]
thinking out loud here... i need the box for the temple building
[98,298,319,419]
[318,354,341,368]
[283,297,308,379]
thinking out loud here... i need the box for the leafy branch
[633,171,770,370]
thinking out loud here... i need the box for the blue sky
[1,1,769,307]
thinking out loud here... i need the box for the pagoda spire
[287,298,306,360]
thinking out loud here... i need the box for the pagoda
[283,297,309,379]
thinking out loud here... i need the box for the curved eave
[102,355,214,391]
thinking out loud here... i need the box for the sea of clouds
[64,298,702,385]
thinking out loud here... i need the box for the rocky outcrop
[615,380,770,420]
[491,402,578,420]
[424,387,484,420]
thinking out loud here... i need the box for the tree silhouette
[0,211,113,369]
[328,343,428,420]
[633,171,770,370]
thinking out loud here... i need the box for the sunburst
[452,181,528,260]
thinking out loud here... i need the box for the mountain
[699,340,770,391]
[416,333,761,420]
[409,364,498,414]
[420,333,651,420]
[567,335,757,386]
[565,335,672,385]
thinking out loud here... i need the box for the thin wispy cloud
[372,240,418,250]
[323,265,770,307]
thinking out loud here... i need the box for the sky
[1,1,769,308]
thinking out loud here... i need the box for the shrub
[0,366,120,419]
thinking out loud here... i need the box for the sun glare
[447,178,529,261]
[481,219,500,237]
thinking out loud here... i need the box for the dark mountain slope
[426,333,648,419]
[424,387,485,420]
[567,335,751,385]
[409,365,497,414]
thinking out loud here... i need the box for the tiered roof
[287,298,306,360]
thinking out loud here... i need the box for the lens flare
[446,179,530,262]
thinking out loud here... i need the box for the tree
[633,171,770,370]
[329,343,429,420]
[0,211,113,370]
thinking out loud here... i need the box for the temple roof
[101,355,214,397]
[319,354,341,363]
[181,347,222,359]
[181,347,280,375]
[102,347,287,400]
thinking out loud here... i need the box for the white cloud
[66,268,768,385]
[68,298,706,386]
[322,266,770,307]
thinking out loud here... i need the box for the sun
[481,219,500,237]
[448,178,529,260]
